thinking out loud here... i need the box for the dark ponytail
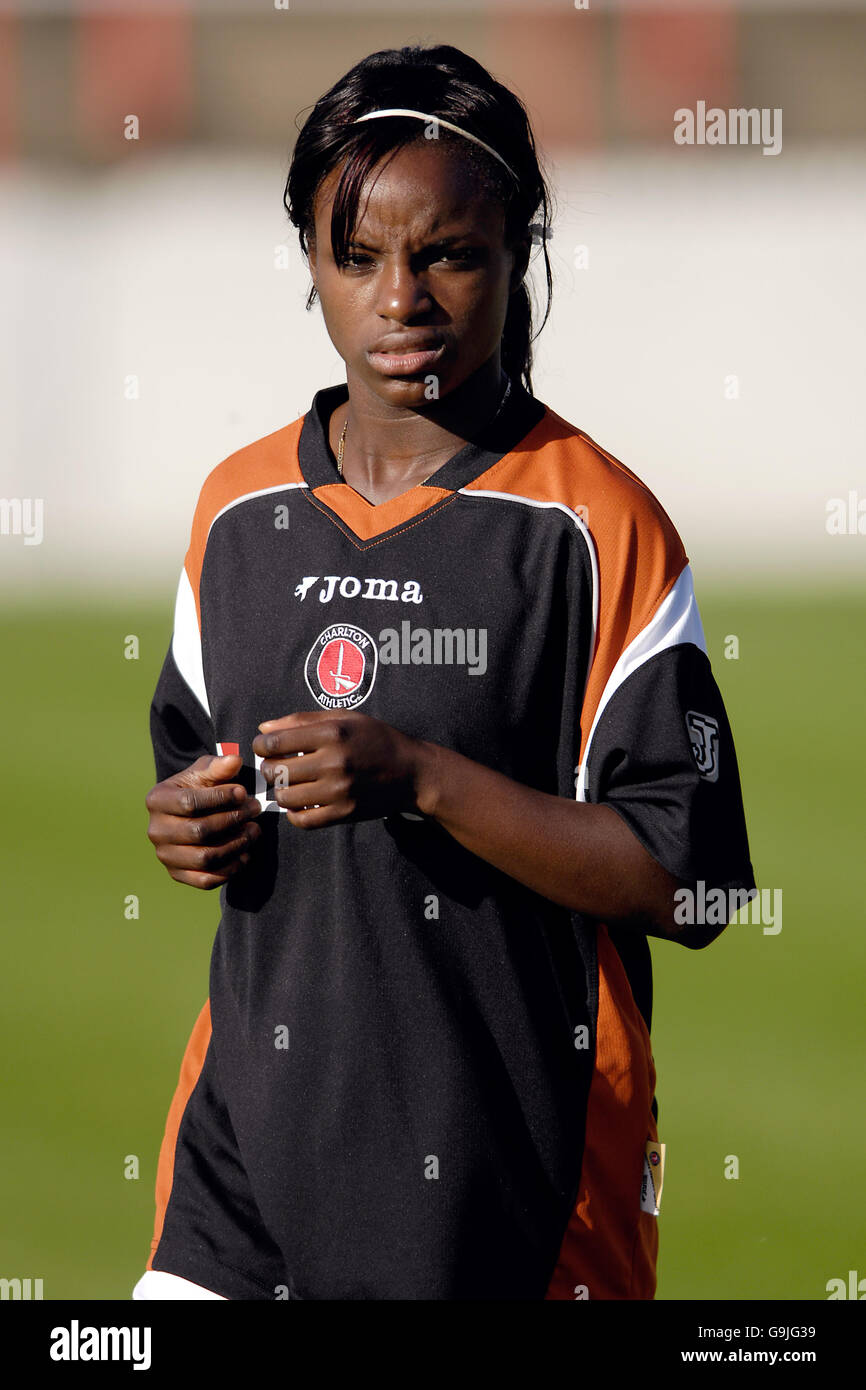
[284,44,553,394]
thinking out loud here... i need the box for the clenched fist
[145,754,262,890]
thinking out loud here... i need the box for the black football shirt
[145,379,755,1300]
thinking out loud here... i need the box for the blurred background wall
[3,0,865,593]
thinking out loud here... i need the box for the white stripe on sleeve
[576,564,706,802]
[171,566,211,718]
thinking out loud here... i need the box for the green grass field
[0,589,863,1300]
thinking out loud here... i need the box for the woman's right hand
[145,754,262,890]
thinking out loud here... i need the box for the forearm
[412,739,680,934]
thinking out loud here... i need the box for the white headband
[353,107,518,182]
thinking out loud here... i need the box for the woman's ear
[509,235,532,293]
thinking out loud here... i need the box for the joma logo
[295,575,424,604]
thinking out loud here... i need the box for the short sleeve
[580,565,755,947]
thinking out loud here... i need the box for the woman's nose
[377,261,432,320]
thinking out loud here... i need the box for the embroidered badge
[304,624,377,710]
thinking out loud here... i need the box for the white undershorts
[132,1270,227,1300]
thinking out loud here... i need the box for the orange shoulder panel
[184,417,305,631]
[465,406,688,752]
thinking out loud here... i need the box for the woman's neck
[329,355,506,505]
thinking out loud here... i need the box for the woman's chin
[358,369,452,407]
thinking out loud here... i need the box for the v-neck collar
[298,379,545,503]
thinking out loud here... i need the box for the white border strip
[576,564,706,802]
[171,566,210,718]
[174,482,310,718]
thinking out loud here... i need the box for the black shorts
[146,950,659,1302]
[152,1020,570,1300]
[151,1017,288,1298]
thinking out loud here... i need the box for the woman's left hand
[251,711,434,828]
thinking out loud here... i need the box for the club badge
[304,624,377,710]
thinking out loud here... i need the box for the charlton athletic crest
[305,624,378,710]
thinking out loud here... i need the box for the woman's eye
[340,248,481,271]
[434,248,478,265]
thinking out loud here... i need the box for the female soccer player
[134,44,754,1301]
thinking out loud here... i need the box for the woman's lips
[366,343,445,376]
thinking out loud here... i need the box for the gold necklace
[335,374,512,484]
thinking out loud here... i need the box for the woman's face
[307,139,525,409]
